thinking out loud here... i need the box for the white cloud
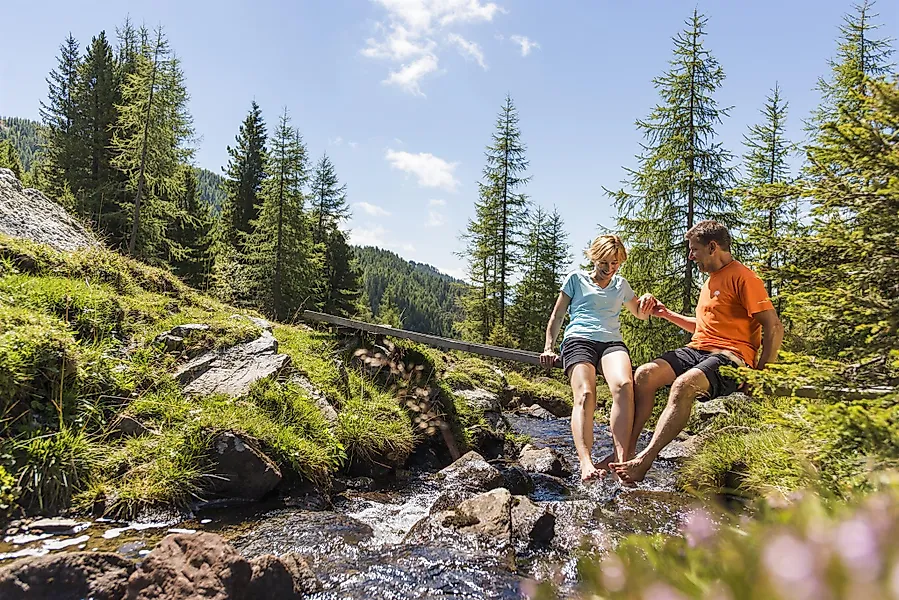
[429,198,446,206]
[426,210,446,227]
[510,34,540,57]
[384,54,439,96]
[447,33,487,69]
[355,201,391,216]
[349,141,359,149]
[385,149,460,191]
[363,0,504,95]
[328,136,343,146]
[349,224,416,254]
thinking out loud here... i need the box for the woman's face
[593,253,621,279]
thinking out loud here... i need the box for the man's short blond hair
[587,234,627,263]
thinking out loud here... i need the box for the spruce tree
[0,141,23,179]
[245,109,312,321]
[791,78,899,365]
[608,9,737,363]
[809,0,894,135]
[319,225,361,317]
[732,84,801,300]
[167,165,213,287]
[73,31,121,229]
[309,153,349,245]
[457,193,498,342]
[39,33,82,200]
[221,102,268,251]
[509,206,571,351]
[112,26,195,259]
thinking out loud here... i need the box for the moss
[274,325,349,405]
[444,355,504,394]
[0,465,17,519]
[507,370,573,408]
[0,304,77,433]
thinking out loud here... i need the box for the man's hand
[540,350,559,369]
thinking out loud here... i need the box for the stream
[0,414,700,598]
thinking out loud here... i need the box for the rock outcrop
[0,168,98,252]
[0,551,135,600]
[174,330,290,397]
[207,431,282,501]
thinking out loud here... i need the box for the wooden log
[302,311,895,400]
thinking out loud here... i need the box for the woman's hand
[540,350,559,368]
[637,293,657,317]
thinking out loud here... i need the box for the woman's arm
[623,296,650,320]
[540,292,570,367]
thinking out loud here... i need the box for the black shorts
[561,337,629,378]
[658,347,740,401]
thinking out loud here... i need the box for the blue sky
[1,0,897,280]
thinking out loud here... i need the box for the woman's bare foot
[580,462,602,484]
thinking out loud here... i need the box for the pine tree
[481,95,530,327]
[167,165,213,287]
[457,193,498,342]
[221,102,268,251]
[244,109,313,321]
[809,0,894,134]
[0,140,23,179]
[790,78,899,365]
[73,31,121,228]
[732,84,801,300]
[509,206,572,351]
[608,10,738,363]
[39,33,82,200]
[309,153,349,245]
[319,225,361,317]
[112,26,195,259]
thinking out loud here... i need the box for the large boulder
[0,168,98,252]
[0,551,134,600]
[207,431,282,501]
[174,331,290,397]
[246,553,320,598]
[511,495,555,551]
[406,488,513,554]
[435,451,504,493]
[125,532,253,600]
[518,444,573,478]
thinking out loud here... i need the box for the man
[610,220,784,484]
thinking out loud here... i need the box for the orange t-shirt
[688,260,774,367]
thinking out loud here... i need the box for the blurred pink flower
[601,555,626,592]
[763,533,826,600]
[642,583,688,600]
[835,517,880,582]
[682,509,717,548]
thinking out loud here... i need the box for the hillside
[0,116,226,211]
[354,245,466,337]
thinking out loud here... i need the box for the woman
[539,234,650,483]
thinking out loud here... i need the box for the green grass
[444,354,505,394]
[506,370,573,408]
[337,375,415,467]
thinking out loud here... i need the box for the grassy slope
[0,235,522,518]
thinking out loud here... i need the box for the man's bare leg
[611,368,709,483]
[568,363,600,482]
[626,360,677,460]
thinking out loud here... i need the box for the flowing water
[0,414,700,598]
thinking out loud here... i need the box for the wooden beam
[302,311,895,400]
[302,310,563,368]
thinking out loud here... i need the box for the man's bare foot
[609,456,653,483]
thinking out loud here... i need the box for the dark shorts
[561,337,629,378]
[658,347,740,401]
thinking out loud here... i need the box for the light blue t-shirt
[561,271,635,343]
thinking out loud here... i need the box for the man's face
[688,238,714,272]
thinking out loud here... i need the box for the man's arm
[642,295,697,333]
[752,309,784,370]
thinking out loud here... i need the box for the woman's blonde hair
[587,234,627,263]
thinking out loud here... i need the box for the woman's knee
[607,377,634,398]
[573,385,596,406]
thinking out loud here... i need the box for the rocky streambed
[0,413,701,599]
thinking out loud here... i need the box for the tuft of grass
[274,325,349,405]
[337,377,415,467]
[12,427,102,514]
[0,464,17,519]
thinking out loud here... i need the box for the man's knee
[635,363,664,391]
[670,370,708,404]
